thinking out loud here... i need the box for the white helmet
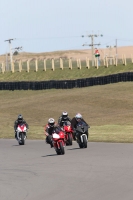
[48,118,55,127]
[75,113,82,121]
[62,111,68,120]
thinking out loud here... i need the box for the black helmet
[62,111,68,120]
[18,114,23,123]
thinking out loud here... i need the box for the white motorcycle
[16,123,27,145]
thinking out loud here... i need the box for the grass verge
[0,64,133,81]
[0,83,133,142]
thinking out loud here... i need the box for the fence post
[131,54,133,63]
[62,58,63,69]
[124,55,127,66]
[27,60,30,72]
[79,59,81,69]
[96,58,98,69]
[60,58,62,69]
[2,62,5,73]
[35,59,38,72]
[77,59,79,68]
[122,54,124,65]
[94,58,98,69]
[19,60,22,72]
[78,59,81,69]
[60,58,63,70]
[94,58,96,67]
[69,58,72,69]
[115,56,118,66]
[11,61,14,73]
[44,59,46,71]
[86,57,90,69]
[52,58,55,71]
[105,57,108,68]
[113,56,116,66]
[103,57,106,66]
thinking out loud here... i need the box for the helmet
[48,118,55,127]
[18,114,23,123]
[62,111,68,120]
[75,113,82,122]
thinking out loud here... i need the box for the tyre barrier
[0,72,133,90]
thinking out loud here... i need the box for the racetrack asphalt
[0,139,133,200]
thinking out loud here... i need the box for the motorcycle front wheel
[19,133,25,145]
[68,133,73,146]
[78,143,83,148]
[56,150,61,155]
[59,141,65,155]
[83,135,87,148]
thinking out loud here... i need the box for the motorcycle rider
[14,114,29,140]
[71,113,89,140]
[58,111,71,127]
[44,118,61,148]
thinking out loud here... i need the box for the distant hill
[0,46,133,62]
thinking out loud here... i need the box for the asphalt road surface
[0,139,133,200]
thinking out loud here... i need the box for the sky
[0,0,133,55]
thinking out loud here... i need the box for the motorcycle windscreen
[76,125,88,133]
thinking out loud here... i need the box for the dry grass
[0,82,133,142]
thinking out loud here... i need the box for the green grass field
[0,81,133,142]
[0,63,133,81]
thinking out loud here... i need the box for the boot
[73,131,76,141]
[50,143,53,148]
[15,133,18,140]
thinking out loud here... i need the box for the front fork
[80,134,88,143]
[57,140,65,149]
[76,132,87,143]
[17,131,26,140]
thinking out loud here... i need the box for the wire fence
[0,55,133,73]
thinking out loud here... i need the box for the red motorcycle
[52,128,65,155]
[63,121,73,146]
[16,123,27,145]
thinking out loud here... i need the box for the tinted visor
[50,123,54,126]
[76,118,81,122]
[18,119,22,122]
[63,115,67,119]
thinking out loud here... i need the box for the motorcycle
[63,121,73,146]
[16,123,27,145]
[75,122,89,148]
[52,128,65,155]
